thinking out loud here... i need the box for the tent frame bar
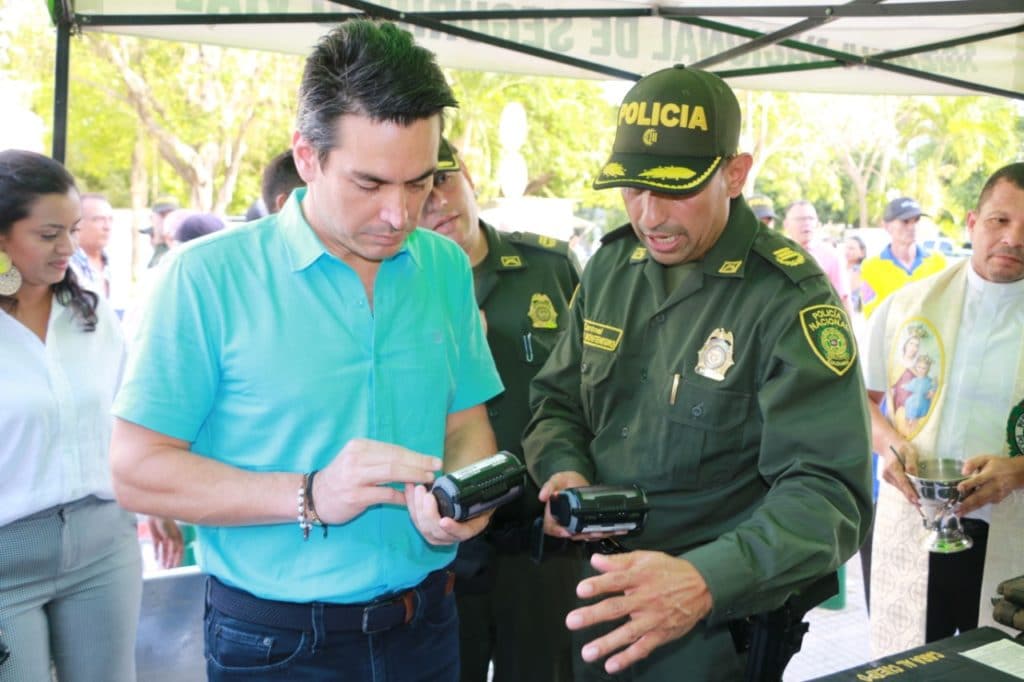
[52,0,1024,161]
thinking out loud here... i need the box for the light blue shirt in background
[113,190,502,602]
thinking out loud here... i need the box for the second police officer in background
[422,138,582,682]
[524,65,873,681]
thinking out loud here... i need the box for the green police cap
[594,65,741,195]
[437,137,461,172]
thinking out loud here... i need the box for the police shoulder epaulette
[750,230,825,284]
[600,223,634,244]
[507,231,570,256]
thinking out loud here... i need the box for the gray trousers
[0,496,142,682]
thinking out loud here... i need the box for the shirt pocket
[579,347,615,426]
[520,327,560,367]
[661,380,752,490]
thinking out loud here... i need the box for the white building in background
[0,86,46,154]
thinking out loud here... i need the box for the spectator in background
[844,235,867,313]
[244,199,267,222]
[169,212,225,247]
[421,137,581,682]
[140,196,179,268]
[748,193,777,229]
[69,192,113,298]
[783,199,851,309]
[860,196,947,317]
[0,149,142,681]
[262,149,305,215]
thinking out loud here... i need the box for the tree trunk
[129,136,149,283]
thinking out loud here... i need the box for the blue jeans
[204,579,460,681]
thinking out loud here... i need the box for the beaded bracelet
[305,469,328,539]
[298,473,312,540]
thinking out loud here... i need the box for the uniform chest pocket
[661,381,752,490]
[580,348,615,426]
[521,327,560,367]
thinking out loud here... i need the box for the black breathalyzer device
[550,484,649,535]
[432,451,527,521]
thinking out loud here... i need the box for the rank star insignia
[1008,399,1024,457]
[538,236,557,248]
[695,328,735,382]
[799,304,856,376]
[630,246,648,262]
[527,293,558,329]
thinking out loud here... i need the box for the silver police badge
[695,328,735,382]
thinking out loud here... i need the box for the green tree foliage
[896,96,1023,238]
[444,70,623,229]
[83,34,302,214]
[1,1,1019,238]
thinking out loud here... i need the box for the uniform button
[581,362,589,373]
[488,407,499,417]
[691,403,705,418]
[655,314,666,324]
[640,369,648,382]
[620,427,629,438]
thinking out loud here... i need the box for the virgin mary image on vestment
[886,320,944,439]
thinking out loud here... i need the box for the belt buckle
[360,591,416,634]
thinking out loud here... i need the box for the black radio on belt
[550,484,649,535]
[432,451,527,522]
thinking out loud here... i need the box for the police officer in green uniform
[422,138,582,682]
[523,66,873,681]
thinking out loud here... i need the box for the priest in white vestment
[864,162,1024,657]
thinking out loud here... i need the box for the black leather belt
[207,569,455,634]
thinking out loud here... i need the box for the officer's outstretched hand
[405,482,494,545]
[956,455,1024,516]
[314,438,441,525]
[882,441,920,507]
[538,471,592,538]
[567,551,712,675]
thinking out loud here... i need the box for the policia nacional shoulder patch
[799,304,856,376]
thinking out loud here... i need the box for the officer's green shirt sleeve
[683,281,874,624]
[523,280,596,485]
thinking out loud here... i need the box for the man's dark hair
[977,162,1024,210]
[296,19,458,163]
[261,149,304,213]
[0,149,98,330]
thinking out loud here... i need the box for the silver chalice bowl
[905,458,972,554]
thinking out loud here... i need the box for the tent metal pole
[52,1,71,163]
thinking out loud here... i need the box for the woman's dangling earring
[0,251,22,296]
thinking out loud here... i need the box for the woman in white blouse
[0,150,142,682]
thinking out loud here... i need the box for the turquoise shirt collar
[277,187,416,272]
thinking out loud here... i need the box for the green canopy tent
[46,0,1024,161]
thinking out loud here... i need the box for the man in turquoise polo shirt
[110,20,502,682]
